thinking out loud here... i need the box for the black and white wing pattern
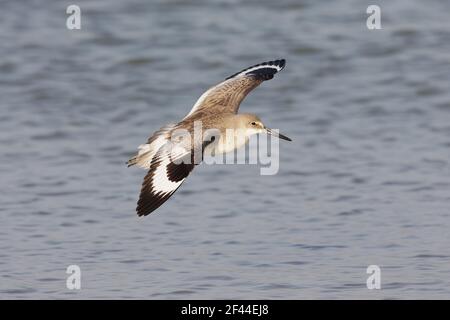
[184,59,286,118]
[136,143,195,216]
[129,121,211,216]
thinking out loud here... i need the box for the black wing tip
[136,191,172,217]
[137,208,151,217]
[135,161,194,217]
[277,58,286,69]
[225,58,286,80]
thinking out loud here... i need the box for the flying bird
[128,59,291,216]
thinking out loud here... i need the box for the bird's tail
[127,155,138,167]
[127,123,177,169]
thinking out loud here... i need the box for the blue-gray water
[1,0,450,299]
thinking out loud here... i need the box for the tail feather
[127,123,177,169]
[127,156,138,167]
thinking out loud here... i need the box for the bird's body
[128,59,291,216]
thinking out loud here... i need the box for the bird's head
[239,113,292,141]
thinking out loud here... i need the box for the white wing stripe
[232,64,283,79]
[152,157,184,194]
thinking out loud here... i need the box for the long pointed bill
[266,128,292,141]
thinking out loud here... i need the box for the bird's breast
[210,132,249,155]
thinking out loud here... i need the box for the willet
[128,59,291,216]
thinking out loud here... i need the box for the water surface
[1,0,450,299]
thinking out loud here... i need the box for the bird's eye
[251,122,256,126]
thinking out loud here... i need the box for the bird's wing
[136,142,195,216]
[184,59,286,118]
